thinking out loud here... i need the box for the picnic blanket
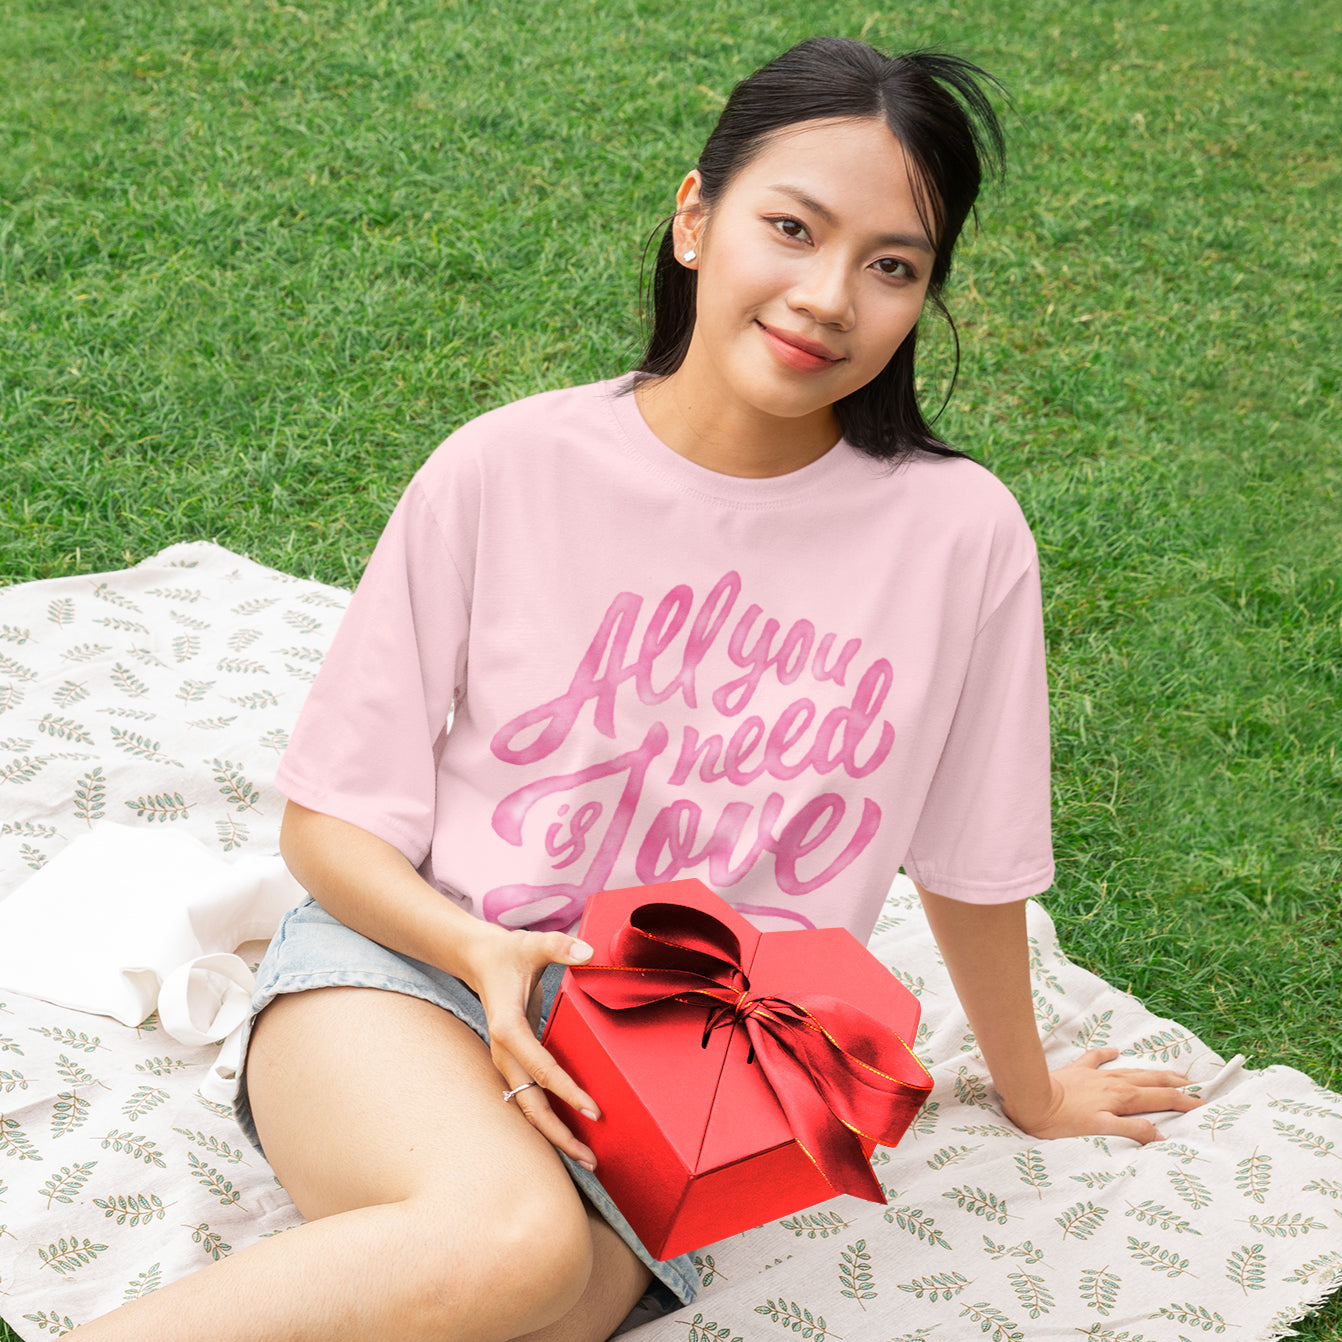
[1,542,1340,1342]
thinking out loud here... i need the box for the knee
[501,1185,596,1322]
[410,1179,594,1338]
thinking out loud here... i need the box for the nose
[787,256,855,330]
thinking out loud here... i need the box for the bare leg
[69,987,651,1342]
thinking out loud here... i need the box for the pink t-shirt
[276,377,1053,943]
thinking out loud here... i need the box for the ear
[671,169,706,267]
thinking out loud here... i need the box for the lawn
[2,0,1338,1337]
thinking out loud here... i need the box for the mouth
[756,321,842,372]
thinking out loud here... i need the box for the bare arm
[279,800,601,1166]
[281,800,492,981]
[915,882,1201,1142]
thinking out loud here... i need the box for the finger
[524,971,551,1034]
[1102,1114,1166,1145]
[525,986,544,1036]
[1076,1047,1122,1069]
[491,1019,601,1123]
[1082,1053,1201,1093]
[1112,1085,1205,1116]
[513,1034,602,1122]
[506,1080,598,1170]
[527,930,594,967]
[1098,1066,1197,1090]
[522,934,592,1031]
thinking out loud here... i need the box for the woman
[73,35,1198,1342]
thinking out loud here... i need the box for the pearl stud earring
[683,249,697,262]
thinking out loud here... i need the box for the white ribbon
[158,953,257,1047]
[158,953,258,1103]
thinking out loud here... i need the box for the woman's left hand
[1007,1047,1204,1143]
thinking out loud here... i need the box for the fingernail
[570,940,594,963]
[580,1107,599,1122]
[578,1157,596,1172]
[1153,1130,1168,1142]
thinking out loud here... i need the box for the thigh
[246,984,654,1339]
[246,984,578,1223]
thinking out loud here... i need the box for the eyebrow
[768,184,935,254]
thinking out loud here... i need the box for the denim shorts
[234,898,699,1309]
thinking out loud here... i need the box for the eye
[768,216,811,243]
[873,257,916,280]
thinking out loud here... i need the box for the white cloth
[0,824,305,1104]
[0,824,303,1030]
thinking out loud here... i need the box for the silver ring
[503,1081,539,1103]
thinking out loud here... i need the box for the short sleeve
[902,558,1054,904]
[274,476,470,866]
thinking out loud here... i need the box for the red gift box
[540,879,932,1260]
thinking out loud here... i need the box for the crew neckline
[601,374,862,507]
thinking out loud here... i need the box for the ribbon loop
[572,901,932,1202]
[612,902,751,992]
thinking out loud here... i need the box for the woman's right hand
[460,920,603,1170]
[279,804,603,1169]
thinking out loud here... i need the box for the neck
[633,359,840,479]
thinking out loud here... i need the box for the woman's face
[674,116,937,438]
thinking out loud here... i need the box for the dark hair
[634,37,1006,462]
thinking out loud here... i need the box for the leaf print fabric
[1,544,1341,1340]
[1,544,330,889]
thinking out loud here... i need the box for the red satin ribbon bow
[571,902,933,1203]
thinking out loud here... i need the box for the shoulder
[894,450,1031,527]
[860,450,1041,617]
[400,378,621,512]
[855,448,1037,560]
[425,379,622,468]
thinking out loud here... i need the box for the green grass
[2,0,1339,1337]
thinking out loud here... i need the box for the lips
[756,322,842,372]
